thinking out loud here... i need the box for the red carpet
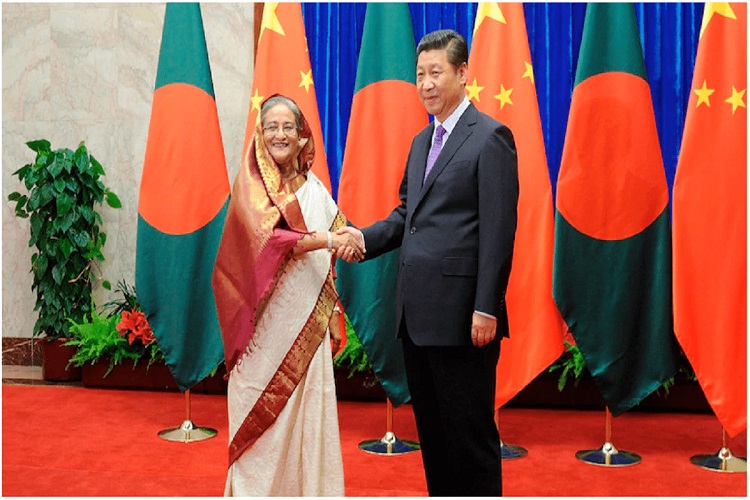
[2,385,746,496]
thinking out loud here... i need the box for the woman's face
[262,104,300,169]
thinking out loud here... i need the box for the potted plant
[545,340,704,411]
[7,139,121,380]
[64,281,172,390]
[333,314,385,401]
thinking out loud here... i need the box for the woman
[212,95,362,496]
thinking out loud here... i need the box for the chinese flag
[466,3,565,409]
[673,2,746,436]
[244,2,331,191]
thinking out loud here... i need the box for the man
[338,29,518,496]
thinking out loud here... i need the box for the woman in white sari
[212,95,363,496]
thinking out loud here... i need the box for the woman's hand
[331,232,364,261]
[329,311,342,353]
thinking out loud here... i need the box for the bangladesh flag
[335,3,428,407]
[136,3,229,391]
[552,3,680,416]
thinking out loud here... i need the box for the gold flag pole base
[158,419,218,443]
[358,399,420,455]
[157,389,218,443]
[690,448,747,473]
[358,431,421,455]
[576,407,641,467]
[690,428,747,473]
[576,441,641,467]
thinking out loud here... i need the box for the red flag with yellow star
[466,3,565,409]
[245,2,331,191]
[673,2,746,436]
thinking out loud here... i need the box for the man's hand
[471,313,497,347]
[335,227,365,263]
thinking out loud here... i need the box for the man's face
[416,48,467,122]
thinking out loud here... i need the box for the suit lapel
[408,126,433,212]
[416,105,478,206]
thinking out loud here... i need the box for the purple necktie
[424,125,446,182]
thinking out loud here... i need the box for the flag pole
[158,389,217,443]
[358,399,420,455]
[495,408,527,460]
[689,425,747,473]
[575,406,640,466]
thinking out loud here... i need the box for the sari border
[228,211,346,466]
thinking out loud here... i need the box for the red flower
[117,309,155,346]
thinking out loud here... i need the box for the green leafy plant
[102,279,140,318]
[549,340,699,397]
[7,139,121,340]
[548,341,587,391]
[333,314,378,387]
[64,282,163,377]
[65,300,137,377]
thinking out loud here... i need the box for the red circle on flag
[139,83,229,235]
[557,72,668,240]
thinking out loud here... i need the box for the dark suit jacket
[362,103,518,346]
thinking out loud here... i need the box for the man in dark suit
[337,29,518,496]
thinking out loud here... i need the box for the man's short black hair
[416,29,469,68]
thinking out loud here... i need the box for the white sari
[224,173,345,496]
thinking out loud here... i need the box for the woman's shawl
[212,105,320,373]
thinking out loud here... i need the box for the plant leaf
[29,212,43,240]
[104,190,122,209]
[53,177,66,193]
[26,139,51,154]
[56,192,74,217]
[12,164,31,179]
[51,264,65,285]
[74,144,89,173]
[90,155,105,176]
[69,229,90,248]
[79,205,94,224]
[39,183,55,207]
[47,153,64,178]
[59,238,75,260]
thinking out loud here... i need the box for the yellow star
[299,69,314,92]
[465,78,485,102]
[473,2,506,36]
[250,88,264,113]
[700,2,736,39]
[522,61,535,85]
[259,2,285,44]
[494,84,513,109]
[694,80,715,107]
[724,86,746,114]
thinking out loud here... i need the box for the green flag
[136,3,229,391]
[552,3,680,416]
[335,3,428,407]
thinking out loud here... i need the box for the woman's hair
[260,95,303,130]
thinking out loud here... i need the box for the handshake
[330,227,365,263]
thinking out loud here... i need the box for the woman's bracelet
[326,231,332,250]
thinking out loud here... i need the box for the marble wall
[2,3,254,339]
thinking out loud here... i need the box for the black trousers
[401,324,502,496]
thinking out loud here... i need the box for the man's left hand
[471,313,496,347]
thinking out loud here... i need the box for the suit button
[410,227,416,234]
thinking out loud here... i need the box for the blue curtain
[302,2,704,201]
